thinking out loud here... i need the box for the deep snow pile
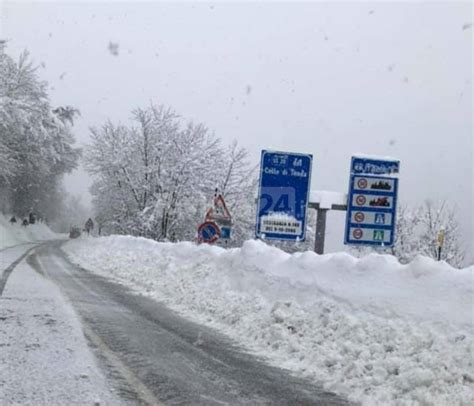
[64,236,474,405]
[0,214,58,249]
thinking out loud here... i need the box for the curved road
[25,241,351,406]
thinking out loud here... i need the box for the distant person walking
[29,212,36,225]
[9,216,16,225]
[85,218,94,236]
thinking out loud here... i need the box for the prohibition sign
[353,228,363,239]
[357,178,368,189]
[354,212,365,222]
[198,221,221,243]
[355,195,366,206]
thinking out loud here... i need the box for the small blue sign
[375,213,385,224]
[256,150,312,241]
[220,226,231,239]
[345,156,399,247]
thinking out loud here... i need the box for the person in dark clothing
[9,216,16,225]
[29,212,36,225]
[85,218,94,235]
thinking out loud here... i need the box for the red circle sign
[198,221,221,244]
[357,178,368,189]
[355,195,366,206]
[354,212,365,222]
[353,229,363,239]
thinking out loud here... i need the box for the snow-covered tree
[213,141,258,245]
[388,204,423,263]
[86,104,257,243]
[0,45,81,218]
[351,201,466,268]
[416,200,465,267]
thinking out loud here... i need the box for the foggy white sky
[1,1,472,257]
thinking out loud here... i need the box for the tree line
[0,44,81,224]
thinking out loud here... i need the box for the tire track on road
[0,244,42,296]
[0,241,38,253]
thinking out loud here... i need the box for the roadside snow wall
[0,214,58,249]
[64,236,474,405]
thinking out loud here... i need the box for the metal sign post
[256,150,312,241]
[437,228,445,261]
[308,195,348,254]
[314,208,327,254]
[344,156,400,247]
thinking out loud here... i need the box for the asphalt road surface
[26,241,351,406]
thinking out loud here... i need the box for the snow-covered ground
[64,236,474,405]
[0,257,123,405]
[0,215,121,405]
[0,214,59,250]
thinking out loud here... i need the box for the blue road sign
[220,226,231,240]
[375,213,385,224]
[256,150,312,241]
[345,156,400,247]
[198,221,220,244]
[351,156,400,175]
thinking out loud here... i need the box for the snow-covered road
[0,242,123,405]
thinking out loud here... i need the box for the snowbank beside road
[64,236,474,405]
[0,214,58,249]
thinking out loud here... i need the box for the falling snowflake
[108,42,119,56]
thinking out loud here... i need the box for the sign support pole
[314,208,328,254]
[437,228,445,261]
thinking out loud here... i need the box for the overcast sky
[1,1,472,257]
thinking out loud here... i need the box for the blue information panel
[256,150,312,241]
[345,156,400,247]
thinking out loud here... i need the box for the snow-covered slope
[64,236,474,405]
[0,214,59,249]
